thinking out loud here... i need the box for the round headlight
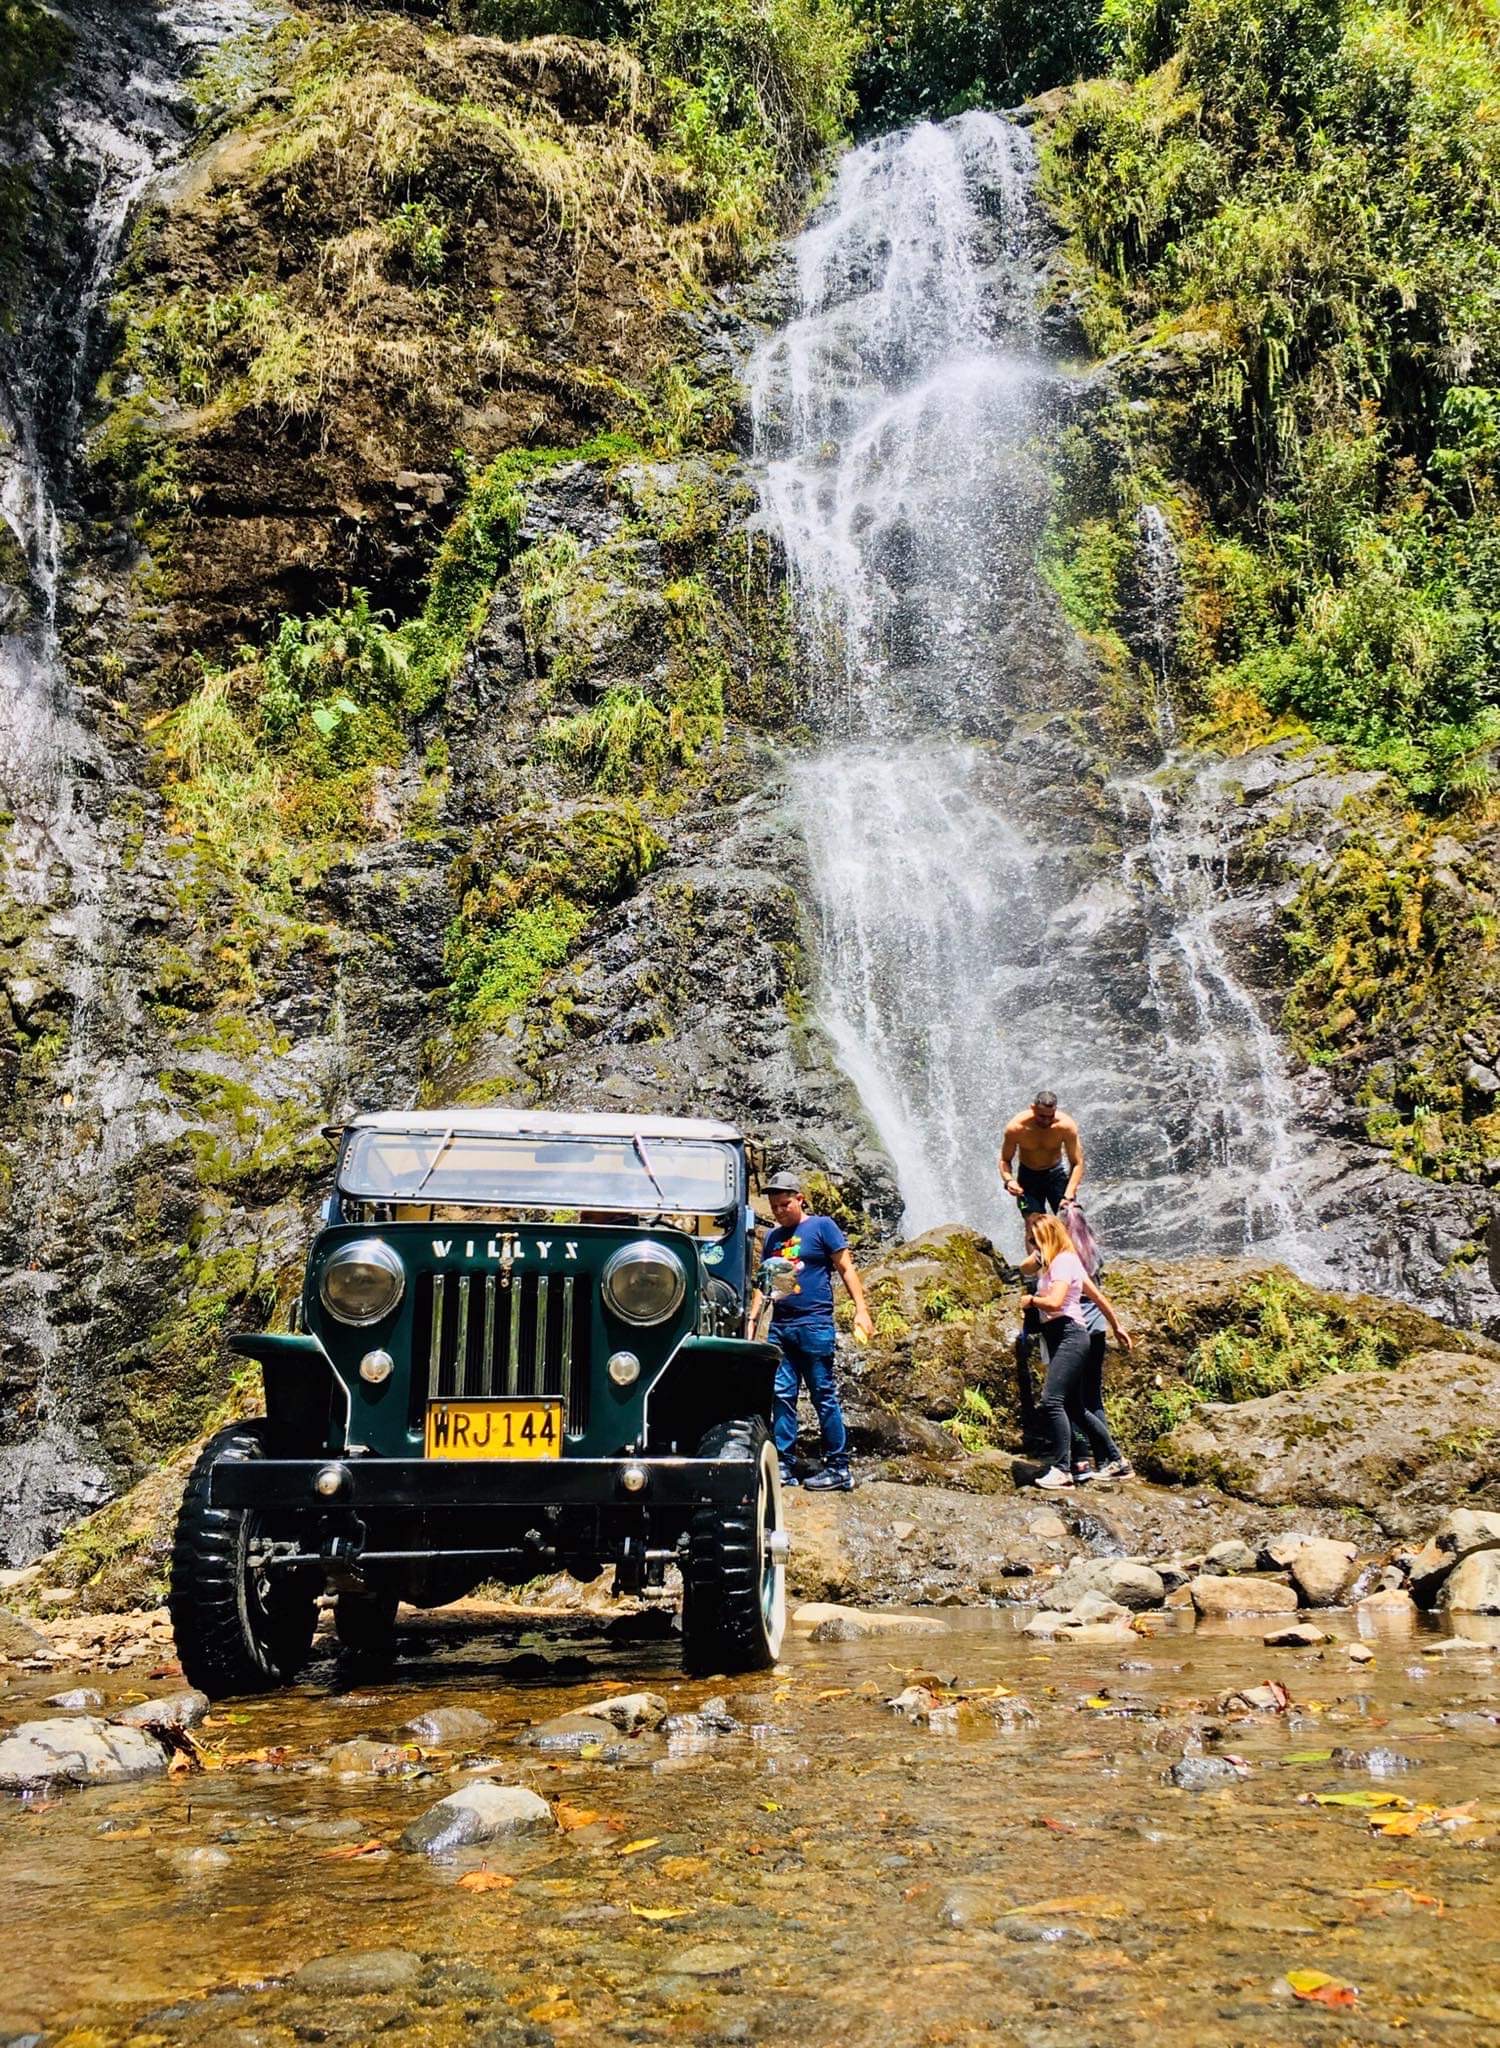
[320,1240,405,1326]
[602,1242,686,1326]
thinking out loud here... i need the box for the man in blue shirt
[748,1171,874,1492]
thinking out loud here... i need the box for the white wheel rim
[757,1439,786,1658]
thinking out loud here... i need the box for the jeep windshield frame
[336,1128,741,1236]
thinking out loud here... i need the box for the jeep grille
[411,1273,591,1436]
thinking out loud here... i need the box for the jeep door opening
[168,1109,789,1695]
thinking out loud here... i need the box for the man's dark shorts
[1017,1161,1069,1214]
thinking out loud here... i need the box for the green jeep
[169,1109,789,1696]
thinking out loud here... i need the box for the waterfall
[749,114,1318,1261]
[1129,503,1181,745]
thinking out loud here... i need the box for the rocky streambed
[3,1486,1500,2045]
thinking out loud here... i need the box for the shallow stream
[3,1607,1498,2045]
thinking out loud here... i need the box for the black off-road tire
[169,1420,318,1699]
[334,1587,400,1657]
[681,1416,786,1676]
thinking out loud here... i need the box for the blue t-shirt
[762,1214,847,1325]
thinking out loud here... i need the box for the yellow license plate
[425,1400,563,1459]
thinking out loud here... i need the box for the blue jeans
[771,1322,848,1471]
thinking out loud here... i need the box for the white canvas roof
[340,1107,742,1143]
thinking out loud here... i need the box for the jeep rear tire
[681,1416,786,1675]
[169,1421,318,1699]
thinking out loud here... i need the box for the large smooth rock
[1287,1539,1357,1608]
[1441,1549,1500,1614]
[400,1781,553,1856]
[1189,1575,1298,1618]
[325,1739,414,1778]
[1149,1351,1500,1533]
[0,1716,166,1790]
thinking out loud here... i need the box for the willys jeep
[169,1108,790,1696]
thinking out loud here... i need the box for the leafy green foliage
[445,892,590,1025]
[1045,0,1500,806]
[638,0,862,251]
[1189,1273,1396,1400]
[852,0,1102,129]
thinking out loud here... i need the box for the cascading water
[750,114,1318,1261]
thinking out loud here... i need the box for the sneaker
[778,1467,801,1489]
[1096,1459,1134,1481]
[804,1466,855,1492]
[1071,1465,1096,1486]
[1033,1466,1075,1491]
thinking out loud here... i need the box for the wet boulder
[1435,1507,1500,1558]
[0,1715,166,1790]
[293,1950,423,1993]
[514,1712,631,1758]
[575,1691,668,1733]
[789,1603,947,1637]
[324,1738,417,1778]
[1165,1755,1248,1790]
[1356,1587,1418,1630]
[1189,1575,1298,1618]
[1286,1538,1357,1608]
[403,1706,496,1746]
[1441,1549,1500,1613]
[400,1782,554,1855]
[1205,1539,1258,1574]
[113,1690,209,1734]
[0,1610,50,1659]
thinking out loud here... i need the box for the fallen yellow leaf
[554,1802,600,1831]
[618,1837,662,1857]
[628,1905,691,1921]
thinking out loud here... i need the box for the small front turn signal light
[359,1348,394,1384]
[621,1463,648,1493]
[607,1349,641,1387]
[313,1464,347,1498]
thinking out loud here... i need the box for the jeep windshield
[337,1129,739,1232]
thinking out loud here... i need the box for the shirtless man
[999,1091,1084,1214]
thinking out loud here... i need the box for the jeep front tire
[169,1420,318,1698]
[681,1416,786,1674]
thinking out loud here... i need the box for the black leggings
[1040,1320,1124,1472]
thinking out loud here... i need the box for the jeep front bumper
[209,1455,760,1513]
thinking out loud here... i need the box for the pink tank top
[1045,1249,1088,1325]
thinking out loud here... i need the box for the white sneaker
[1097,1459,1134,1480]
[1033,1467,1075,1491]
